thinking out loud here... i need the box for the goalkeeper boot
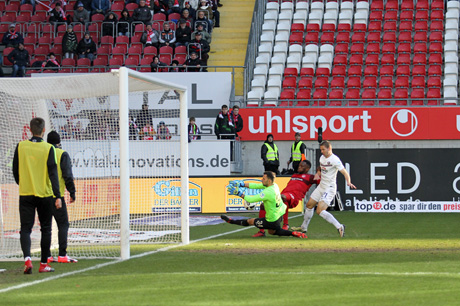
[39,263,55,273]
[292,231,308,239]
[338,225,345,238]
[252,231,265,237]
[220,215,232,223]
[24,258,33,274]
[47,256,57,263]
[282,224,289,230]
[58,255,78,263]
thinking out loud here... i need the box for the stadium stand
[249,0,460,107]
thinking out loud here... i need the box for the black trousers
[264,164,279,175]
[51,198,70,257]
[292,161,301,173]
[19,196,53,263]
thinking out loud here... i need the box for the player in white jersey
[292,140,356,237]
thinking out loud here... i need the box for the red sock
[283,208,289,225]
[258,204,266,233]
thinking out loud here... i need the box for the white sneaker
[338,224,345,237]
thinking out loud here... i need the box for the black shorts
[253,216,282,230]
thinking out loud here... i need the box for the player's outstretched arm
[339,168,356,189]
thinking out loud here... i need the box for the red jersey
[282,173,320,201]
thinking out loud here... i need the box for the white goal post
[0,68,189,260]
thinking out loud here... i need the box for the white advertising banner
[354,200,460,213]
[64,140,230,177]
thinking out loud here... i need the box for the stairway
[207,0,256,96]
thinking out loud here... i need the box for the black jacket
[57,148,76,201]
[261,138,279,166]
[189,38,210,55]
[133,5,152,23]
[175,26,192,44]
[77,38,97,55]
[7,48,29,66]
[136,109,153,128]
[231,112,243,137]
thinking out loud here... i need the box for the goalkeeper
[221,171,307,238]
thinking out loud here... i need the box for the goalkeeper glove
[229,180,245,188]
[227,185,244,197]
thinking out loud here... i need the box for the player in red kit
[253,160,320,237]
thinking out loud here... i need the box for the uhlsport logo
[390,109,418,137]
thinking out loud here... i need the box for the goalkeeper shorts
[253,216,282,230]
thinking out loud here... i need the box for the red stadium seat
[411,76,425,88]
[416,0,429,10]
[379,76,393,88]
[333,55,347,66]
[332,66,346,77]
[350,32,364,44]
[410,89,425,105]
[412,65,427,77]
[282,77,296,90]
[414,43,427,54]
[394,89,409,105]
[363,77,377,89]
[362,89,376,106]
[428,65,442,77]
[279,90,295,107]
[378,89,392,105]
[427,88,441,105]
[363,65,378,77]
[365,54,379,66]
[381,54,395,66]
[379,65,394,77]
[347,77,361,89]
[368,21,382,33]
[284,67,298,77]
[366,43,380,54]
[338,23,351,33]
[296,90,311,106]
[314,77,328,88]
[346,89,360,106]
[350,43,364,55]
[427,77,442,89]
[371,0,384,11]
[395,76,409,88]
[396,54,411,66]
[329,89,343,106]
[316,68,330,77]
[367,32,380,44]
[330,77,345,89]
[383,21,397,32]
[397,43,411,54]
[352,23,366,33]
[300,67,314,78]
[348,65,362,77]
[312,89,327,106]
[334,43,348,55]
[396,65,410,77]
[306,23,320,33]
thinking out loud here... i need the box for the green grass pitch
[1,212,460,305]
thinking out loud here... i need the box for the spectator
[214,104,234,139]
[209,0,220,27]
[125,0,139,4]
[191,22,210,43]
[133,0,153,24]
[168,0,182,15]
[175,19,192,46]
[129,115,138,140]
[140,121,156,140]
[118,9,133,37]
[169,59,181,72]
[189,31,210,66]
[156,121,171,140]
[102,11,118,37]
[153,0,169,15]
[231,105,243,138]
[41,53,60,71]
[49,2,68,25]
[141,23,160,48]
[7,43,29,77]
[159,22,176,48]
[73,2,90,25]
[180,9,194,28]
[2,24,24,48]
[73,0,92,11]
[62,25,78,59]
[195,10,212,32]
[91,0,110,16]
[77,32,97,62]
[136,104,153,129]
[181,2,196,20]
[197,0,214,27]
[150,55,168,72]
[188,117,201,142]
[182,51,201,72]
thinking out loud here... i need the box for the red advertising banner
[239,107,460,141]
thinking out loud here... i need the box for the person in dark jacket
[150,55,168,72]
[49,2,67,25]
[231,105,243,138]
[136,104,153,129]
[2,23,24,48]
[261,134,280,174]
[91,0,110,15]
[102,11,118,37]
[182,51,201,72]
[62,25,78,59]
[73,2,90,25]
[214,104,235,139]
[133,0,153,24]
[7,43,29,77]
[175,19,192,46]
[46,131,78,264]
[159,22,176,48]
[77,33,97,61]
[118,9,133,37]
[188,31,209,67]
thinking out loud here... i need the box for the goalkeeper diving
[221,171,308,238]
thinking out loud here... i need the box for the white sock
[319,210,341,229]
[301,208,315,231]
[24,256,31,262]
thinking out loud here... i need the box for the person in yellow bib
[287,132,307,173]
[46,131,78,264]
[261,134,280,174]
[12,117,61,274]
[221,171,307,239]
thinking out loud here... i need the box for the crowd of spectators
[1,0,223,75]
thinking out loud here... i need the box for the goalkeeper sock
[283,208,289,226]
[301,207,314,231]
[231,219,250,226]
[319,210,341,229]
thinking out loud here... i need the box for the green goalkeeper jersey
[244,183,286,222]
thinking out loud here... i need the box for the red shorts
[282,192,300,209]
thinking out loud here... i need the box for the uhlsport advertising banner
[238,107,460,140]
[329,149,460,212]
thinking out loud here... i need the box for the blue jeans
[79,53,95,61]
[12,64,26,77]
[21,0,35,10]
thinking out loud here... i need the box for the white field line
[0,214,273,294]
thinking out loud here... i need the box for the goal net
[0,68,189,260]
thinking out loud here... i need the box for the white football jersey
[319,153,344,188]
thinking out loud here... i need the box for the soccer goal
[0,68,189,260]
